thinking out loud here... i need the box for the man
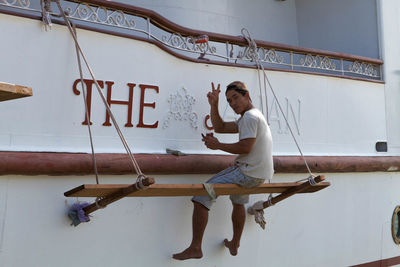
[173,81,273,260]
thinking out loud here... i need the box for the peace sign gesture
[207,82,220,106]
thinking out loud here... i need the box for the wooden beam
[0,82,32,102]
[262,175,325,209]
[83,177,155,215]
[64,181,330,198]
[1,152,397,175]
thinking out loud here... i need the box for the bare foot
[172,247,203,260]
[224,239,239,256]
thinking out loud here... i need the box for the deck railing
[0,0,383,81]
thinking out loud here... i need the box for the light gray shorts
[192,166,265,210]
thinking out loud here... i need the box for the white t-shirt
[235,108,274,179]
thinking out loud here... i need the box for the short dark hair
[225,81,248,96]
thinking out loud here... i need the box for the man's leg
[224,170,264,256]
[173,202,209,260]
[224,203,245,256]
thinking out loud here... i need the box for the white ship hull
[0,0,399,266]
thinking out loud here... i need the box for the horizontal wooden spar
[1,152,399,175]
[0,82,32,102]
[64,182,330,198]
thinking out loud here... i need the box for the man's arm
[207,86,238,133]
[210,104,238,133]
[202,135,255,154]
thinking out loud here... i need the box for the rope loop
[267,193,274,207]
[242,28,269,122]
[95,197,107,209]
[308,175,317,186]
[135,174,149,190]
[41,0,53,31]
[241,28,259,62]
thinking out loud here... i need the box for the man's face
[226,90,250,115]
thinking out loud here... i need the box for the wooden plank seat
[0,82,32,102]
[65,176,329,216]
[64,181,330,198]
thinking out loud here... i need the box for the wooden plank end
[0,82,33,102]
[64,184,86,197]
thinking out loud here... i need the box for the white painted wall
[0,13,387,156]
[378,0,400,154]
[116,0,299,45]
[0,6,399,267]
[295,0,380,58]
[115,0,380,59]
[0,172,399,267]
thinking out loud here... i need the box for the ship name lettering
[72,79,159,128]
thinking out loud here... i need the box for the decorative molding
[237,46,284,64]
[0,0,383,81]
[65,2,136,30]
[1,0,30,8]
[300,54,336,70]
[0,152,400,175]
[260,48,284,64]
[162,87,198,130]
[348,61,378,77]
[161,33,217,55]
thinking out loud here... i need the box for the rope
[40,0,52,31]
[241,28,314,178]
[256,63,266,118]
[72,22,100,184]
[134,174,149,190]
[262,67,269,124]
[308,175,317,185]
[95,197,106,209]
[256,59,270,124]
[54,0,144,182]
[267,193,274,207]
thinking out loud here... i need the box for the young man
[173,81,273,260]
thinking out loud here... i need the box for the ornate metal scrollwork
[1,0,30,8]
[65,3,136,29]
[260,48,284,64]
[161,33,216,55]
[237,45,259,61]
[0,0,381,81]
[238,46,283,64]
[300,54,336,70]
[348,61,378,77]
[236,46,283,64]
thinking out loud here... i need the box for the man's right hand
[207,85,220,106]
